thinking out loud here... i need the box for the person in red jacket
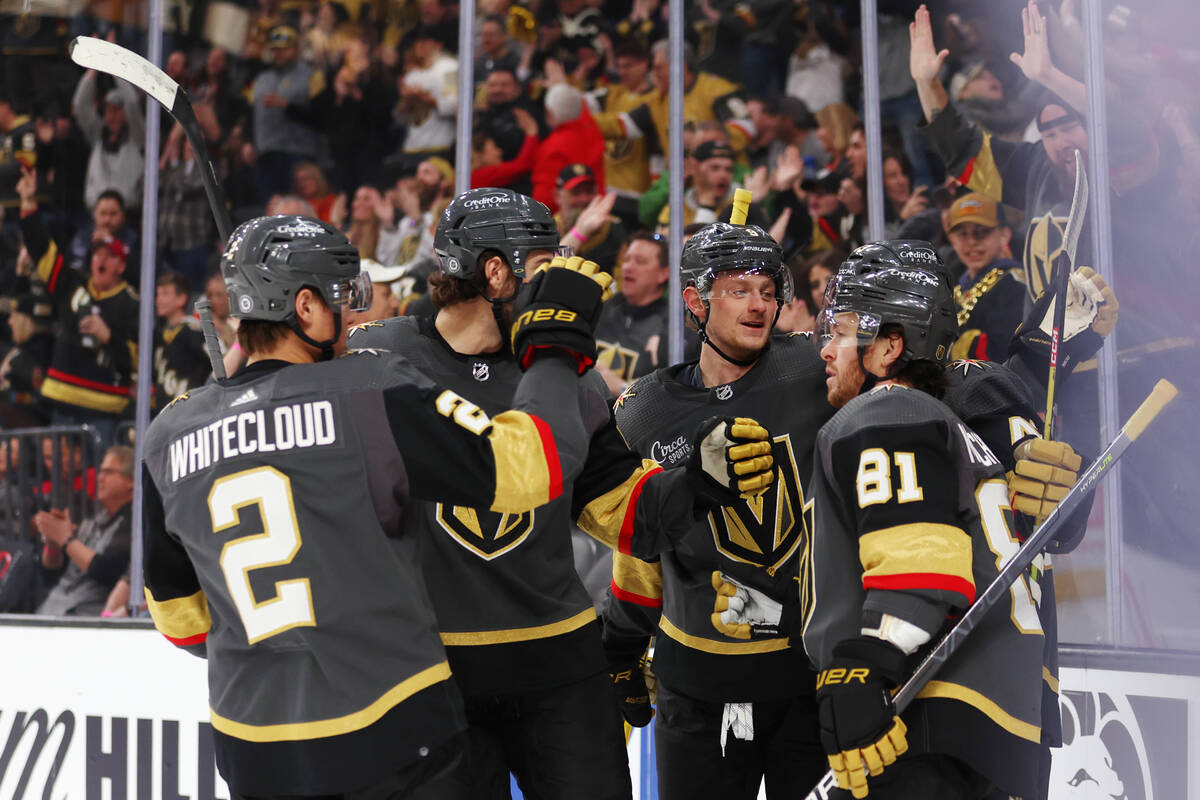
[531,84,605,213]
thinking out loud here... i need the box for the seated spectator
[945,192,1025,362]
[881,148,931,238]
[153,271,210,408]
[470,107,539,189]
[835,174,867,250]
[67,189,139,275]
[532,83,606,212]
[343,184,386,261]
[292,161,341,223]
[35,444,133,617]
[377,157,453,266]
[71,68,145,213]
[555,165,624,273]
[346,259,404,325]
[17,167,138,447]
[158,127,218,290]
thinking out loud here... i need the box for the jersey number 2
[209,466,316,644]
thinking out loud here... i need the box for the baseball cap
[948,193,1000,229]
[777,96,817,130]
[692,140,735,163]
[361,258,409,284]
[266,26,299,48]
[91,235,128,261]
[800,169,841,195]
[557,163,596,192]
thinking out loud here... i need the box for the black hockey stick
[1043,148,1088,439]
[69,35,230,379]
[802,378,1178,800]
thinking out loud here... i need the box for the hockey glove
[609,651,654,727]
[511,255,614,374]
[816,636,910,799]
[711,571,784,639]
[688,417,774,506]
[1008,438,1082,518]
[1012,265,1119,378]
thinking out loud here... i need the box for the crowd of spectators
[0,0,1199,616]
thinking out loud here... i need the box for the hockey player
[604,221,831,798]
[140,214,619,799]
[804,242,1046,798]
[348,189,776,800]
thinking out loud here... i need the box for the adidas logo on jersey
[230,388,259,408]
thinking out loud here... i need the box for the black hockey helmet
[680,221,791,318]
[818,240,957,368]
[434,188,560,280]
[223,215,371,323]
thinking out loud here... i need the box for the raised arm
[909,4,950,124]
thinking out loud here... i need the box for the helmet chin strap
[696,300,782,368]
[855,346,906,395]
[287,310,341,362]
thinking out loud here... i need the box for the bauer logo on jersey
[434,504,535,559]
[472,362,490,381]
[707,433,814,576]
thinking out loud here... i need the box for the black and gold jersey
[348,315,696,697]
[610,332,832,702]
[142,346,591,795]
[804,383,1045,798]
[594,295,700,388]
[153,317,211,410]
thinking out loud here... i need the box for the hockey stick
[802,378,1178,800]
[1043,148,1088,439]
[69,35,230,379]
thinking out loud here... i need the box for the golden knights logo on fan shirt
[706,433,814,578]
[434,505,535,559]
[1023,211,1069,300]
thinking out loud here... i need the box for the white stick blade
[69,36,179,111]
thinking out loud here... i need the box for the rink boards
[1,618,1198,800]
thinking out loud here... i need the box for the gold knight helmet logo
[1023,211,1069,301]
[434,505,535,560]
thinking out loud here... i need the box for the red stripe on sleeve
[957,157,975,186]
[618,465,663,555]
[817,217,840,245]
[863,573,976,605]
[528,414,563,502]
[46,253,63,294]
[164,631,208,647]
[610,579,663,608]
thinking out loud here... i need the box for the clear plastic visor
[697,266,793,305]
[327,271,374,312]
[815,308,881,351]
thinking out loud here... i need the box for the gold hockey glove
[1009,438,1081,518]
[688,417,774,507]
[511,255,614,374]
[711,571,784,640]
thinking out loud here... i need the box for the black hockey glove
[609,652,654,727]
[815,637,910,799]
[687,417,775,507]
[510,255,614,374]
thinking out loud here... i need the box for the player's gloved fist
[1074,266,1118,338]
[1008,438,1081,518]
[1014,265,1119,376]
[711,571,783,639]
[609,652,654,727]
[511,256,613,374]
[688,417,774,506]
[816,637,910,799]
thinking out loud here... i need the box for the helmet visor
[327,270,374,312]
[697,266,793,305]
[815,308,881,351]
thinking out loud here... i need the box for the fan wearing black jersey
[141,214,615,799]
[348,189,774,800]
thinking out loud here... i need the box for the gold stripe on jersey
[916,679,1041,743]
[961,131,1003,205]
[145,588,211,642]
[612,551,663,602]
[41,376,131,414]
[659,615,790,655]
[1043,666,1059,694]
[211,661,453,742]
[576,459,663,551]
[488,410,554,513]
[440,607,596,646]
[859,523,974,592]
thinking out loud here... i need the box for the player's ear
[482,255,512,297]
[880,330,905,371]
[293,286,321,325]
[683,286,706,321]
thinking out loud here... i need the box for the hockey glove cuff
[511,256,613,374]
[816,637,910,799]
[688,417,774,507]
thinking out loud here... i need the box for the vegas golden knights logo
[707,434,813,579]
[597,339,639,381]
[434,504,535,560]
[1023,212,1069,301]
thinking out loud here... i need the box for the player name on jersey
[169,401,337,482]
